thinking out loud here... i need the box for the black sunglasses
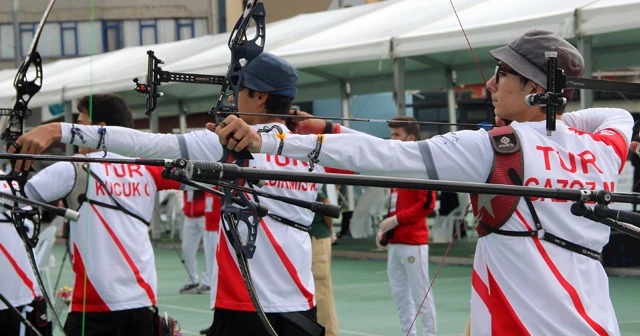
[494,65,521,84]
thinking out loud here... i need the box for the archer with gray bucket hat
[490,29,584,108]
[216,28,632,335]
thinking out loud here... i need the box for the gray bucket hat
[490,29,584,91]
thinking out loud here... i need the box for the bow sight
[133,1,266,118]
[133,51,226,115]
[525,52,640,135]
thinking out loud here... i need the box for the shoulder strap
[487,125,520,155]
[83,165,151,226]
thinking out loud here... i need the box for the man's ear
[256,92,269,106]
[407,135,416,142]
[98,121,107,127]
[531,82,545,94]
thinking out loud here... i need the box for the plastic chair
[350,187,389,239]
[431,193,470,243]
[34,225,57,295]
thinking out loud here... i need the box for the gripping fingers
[226,125,249,151]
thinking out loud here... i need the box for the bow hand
[8,123,60,171]
[209,116,262,153]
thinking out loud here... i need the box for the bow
[0,0,66,332]
[133,2,275,332]
[208,1,277,334]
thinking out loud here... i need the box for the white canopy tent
[0,0,638,119]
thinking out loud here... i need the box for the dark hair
[76,94,134,128]
[387,116,420,140]
[247,89,293,115]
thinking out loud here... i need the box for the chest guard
[62,155,89,216]
[471,126,524,236]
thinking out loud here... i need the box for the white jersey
[259,108,632,335]
[0,180,42,310]
[58,122,323,313]
[25,151,180,312]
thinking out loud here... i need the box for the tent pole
[340,80,355,212]
[64,99,74,156]
[178,100,187,134]
[447,68,457,132]
[393,56,406,116]
[577,36,593,109]
[575,9,593,109]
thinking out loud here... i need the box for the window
[139,20,158,45]
[102,20,122,52]
[19,23,36,58]
[0,24,15,59]
[176,19,194,40]
[60,22,78,56]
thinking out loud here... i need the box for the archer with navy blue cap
[228,52,299,128]
[243,52,298,99]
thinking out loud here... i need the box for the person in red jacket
[180,190,207,293]
[199,191,222,335]
[377,116,437,336]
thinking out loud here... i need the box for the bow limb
[0,0,66,333]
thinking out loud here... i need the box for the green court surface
[48,243,640,336]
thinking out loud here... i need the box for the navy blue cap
[243,52,298,99]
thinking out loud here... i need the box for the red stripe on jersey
[487,269,530,335]
[472,268,530,335]
[471,269,489,307]
[71,244,109,312]
[515,210,608,335]
[91,204,156,306]
[214,232,254,310]
[568,127,628,173]
[0,243,36,297]
[260,218,314,309]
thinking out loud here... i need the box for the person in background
[377,116,437,336]
[179,190,208,294]
[309,184,339,336]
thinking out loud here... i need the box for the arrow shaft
[229,112,485,128]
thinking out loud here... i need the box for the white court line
[333,276,470,289]
[620,320,640,324]
[160,277,472,297]
[157,303,212,314]
[338,329,387,336]
[159,294,207,301]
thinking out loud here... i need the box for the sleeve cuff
[60,123,73,144]
[260,133,278,154]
